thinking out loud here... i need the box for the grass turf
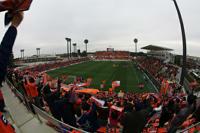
[47,61,156,93]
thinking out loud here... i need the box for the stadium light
[65,38,70,59]
[133,38,138,53]
[172,0,187,86]
[20,49,22,59]
[36,48,40,57]
[20,49,24,59]
[69,38,72,58]
[84,39,89,56]
[73,43,77,54]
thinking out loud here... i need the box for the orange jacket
[27,81,38,98]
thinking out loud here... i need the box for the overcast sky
[0,0,200,58]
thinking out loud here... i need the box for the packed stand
[25,57,90,73]
[138,56,180,94]
[5,58,200,133]
[95,51,130,60]
[138,57,178,83]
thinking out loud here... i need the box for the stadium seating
[6,56,200,133]
[95,51,130,60]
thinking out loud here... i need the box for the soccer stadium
[0,1,200,133]
[4,46,200,133]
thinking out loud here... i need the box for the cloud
[0,0,199,58]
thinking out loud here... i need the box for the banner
[111,105,124,112]
[0,0,33,25]
[0,0,32,12]
[75,88,99,95]
[112,81,120,88]
[160,79,169,95]
[90,96,105,107]
[77,83,88,87]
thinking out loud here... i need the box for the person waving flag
[0,0,32,25]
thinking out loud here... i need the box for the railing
[183,78,192,94]
[6,79,34,112]
[5,78,89,133]
[178,121,200,133]
[136,63,161,91]
[32,104,88,133]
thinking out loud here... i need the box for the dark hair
[78,94,83,99]
[24,78,27,85]
[176,98,180,103]
[128,98,133,102]
[168,100,174,109]
[29,77,35,83]
[111,111,118,120]
[187,94,197,105]
[25,72,29,75]
[81,102,90,111]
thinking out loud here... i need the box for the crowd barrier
[6,79,34,112]
[178,121,200,133]
[32,104,88,133]
[5,78,89,133]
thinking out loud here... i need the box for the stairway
[1,82,56,133]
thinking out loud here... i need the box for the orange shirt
[27,81,38,98]
[23,82,30,97]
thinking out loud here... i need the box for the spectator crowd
[95,51,130,60]
[5,57,200,133]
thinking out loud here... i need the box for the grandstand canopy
[141,45,173,51]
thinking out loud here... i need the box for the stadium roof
[141,45,173,51]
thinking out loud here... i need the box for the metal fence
[5,78,89,133]
[32,104,89,133]
[178,121,200,133]
[183,78,192,94]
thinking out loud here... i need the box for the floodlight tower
[65,38,71,59]
[84,39,89,56]
[73,43,77,54]
[36,48,40,57]
[20,49,24,59]
[133,38,138,53]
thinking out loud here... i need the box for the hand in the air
[11,12,24,28]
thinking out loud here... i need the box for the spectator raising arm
[0,12,23,86]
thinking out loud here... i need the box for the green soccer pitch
[47,61,157,93]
